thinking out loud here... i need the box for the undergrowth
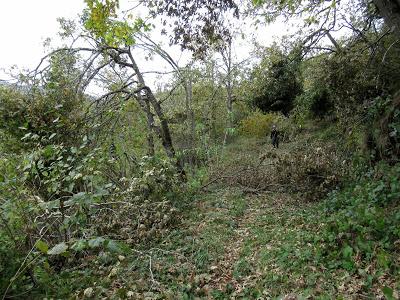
[1,120,399,299]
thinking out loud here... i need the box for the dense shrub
[295,87,334,119]
[0,151,185,298]
[246,46,303,115]
[0,57,86,152]
[0,55,186,298]
[364,94,400,162]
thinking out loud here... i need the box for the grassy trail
[170,137,336,299]
[187,190,324,299]
[165,136,379,299]
[71,136,396,299]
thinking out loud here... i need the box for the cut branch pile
[203,143,347,200]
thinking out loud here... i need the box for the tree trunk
[226,39,233,129]
[142,97,156,157]
[184,67,195,169]
[373,0,400,38]
[222,38,234,144]
[125,48,186,178]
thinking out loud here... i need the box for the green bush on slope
[321,162,400,277]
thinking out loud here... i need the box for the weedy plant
[321,162,400,276]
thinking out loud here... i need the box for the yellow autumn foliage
[239,111,284,138]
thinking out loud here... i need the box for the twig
[148,255,156,289]
[1,218,57,300]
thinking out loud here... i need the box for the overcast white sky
[0,0,86,79]
[0,0,290,87]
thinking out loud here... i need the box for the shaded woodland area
[1,0,400,298]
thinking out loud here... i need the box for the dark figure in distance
[270,125,279,148]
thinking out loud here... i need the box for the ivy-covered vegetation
[1,0,400,298]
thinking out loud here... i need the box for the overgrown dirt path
[183,138,328,299]
[101,137,391,299]
[191,190,314,299]
[179,137,379,299]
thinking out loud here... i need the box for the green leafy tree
[145,0,239,56]
[248,45,303,115]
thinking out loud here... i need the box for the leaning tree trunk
[147,89,186,178]
[125,48,186,178]
[139,96,156,157]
